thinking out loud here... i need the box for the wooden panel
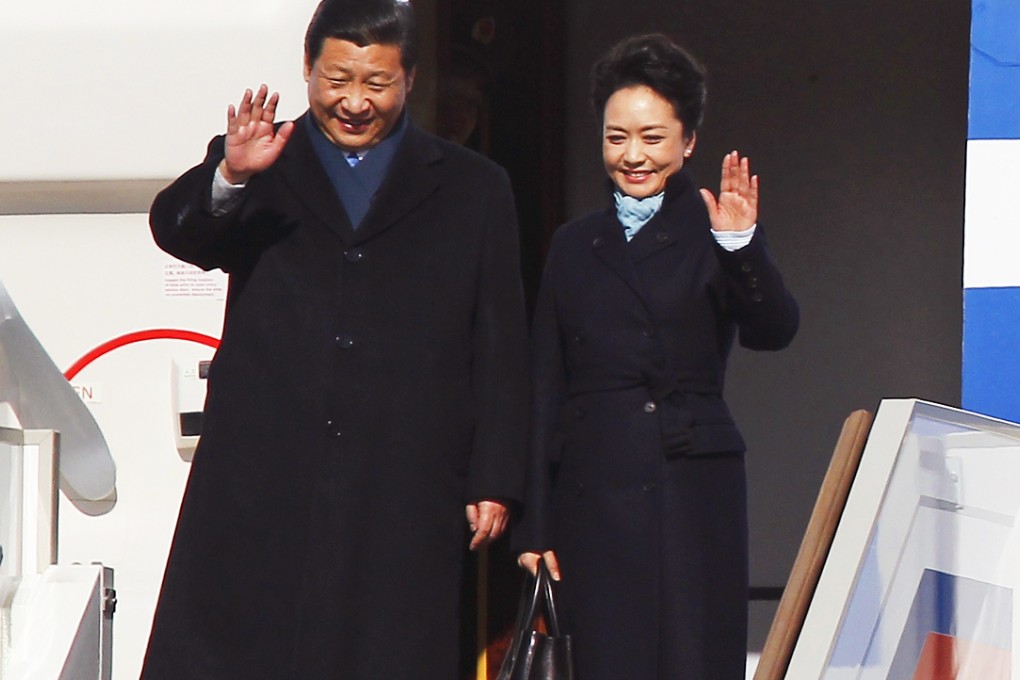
[754,409,874,680]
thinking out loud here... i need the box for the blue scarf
[305,112,408,229]
[614,191,664,241]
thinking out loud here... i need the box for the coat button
[593,237,604,247]
[326,420,342,437]
[751,291,764,303]
[656,232,669,243]
[740,262,752,273]
[641,328,655,338]
[344,248,365,262]
[642,482,658,493]
[575,408,586,420]
[643,401,657,413]
[747,276,759,288]
[335,335,355,349]
[574,334,585,345]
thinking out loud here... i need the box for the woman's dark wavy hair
[591,34,706,139]
[305,0,417,73]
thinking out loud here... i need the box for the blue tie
[346,152,362,168]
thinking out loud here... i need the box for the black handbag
[496,561,575,680]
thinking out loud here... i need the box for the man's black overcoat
[142,113,529,679]
[516,170,799,680]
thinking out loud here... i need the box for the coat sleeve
[715,224,799,351]
[149,135,254,273]
[512,239,568,553]
[466,167,531,505]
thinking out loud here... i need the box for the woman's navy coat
[517,169,799,680]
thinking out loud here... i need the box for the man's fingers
[272,121,296,150]
[469,524,493,550]
[493,512,508,538]
[264,92,280,121]
[251,84,269,120]
[467,501,508,549]
[468,506,494,550]
[489,513,507,541]
[236,88,254,126]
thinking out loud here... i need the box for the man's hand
[219,84,295,185]
[466,500,509,550]
[699,150,758,233]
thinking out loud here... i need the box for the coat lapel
[350,125,442,245]
[591,213,651,308]
[593,170,709,311]
[276,113,355,240]
[626,211,678,263]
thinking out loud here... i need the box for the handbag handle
[538,561,562,637]
[500,560,564,676]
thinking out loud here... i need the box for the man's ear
[303,54,313,83]
[405,67,416,93]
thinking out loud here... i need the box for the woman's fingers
[517,552,540,575]
[516,551,562,580]
[542,551,562,581]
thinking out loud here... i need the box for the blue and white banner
[962,0,1020,421]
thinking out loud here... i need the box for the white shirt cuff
[210,166,247,216]
[712,223,756,252]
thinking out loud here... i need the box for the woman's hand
[219,84,295,185]
[699,150,758,232]
[517,551,562,581]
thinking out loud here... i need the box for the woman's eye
[606,136,625,144]
[644,136,663,144]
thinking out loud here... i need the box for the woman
[515,34,799,679]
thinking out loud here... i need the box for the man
[141,1,529,677]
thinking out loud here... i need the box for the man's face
[304,38,414,152]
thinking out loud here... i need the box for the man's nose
[341,86,371,116]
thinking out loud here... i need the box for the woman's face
[602,85,693,198]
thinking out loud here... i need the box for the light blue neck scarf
[614,190,664,241]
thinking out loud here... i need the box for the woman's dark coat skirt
[518,169,799,680]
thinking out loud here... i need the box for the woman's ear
[683,132,697,158]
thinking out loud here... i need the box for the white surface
[0,429,57,581]
[786,399,1020,678]
[746,653,760,678]
[0,214,225,679]
[963,139,1020,289]
[786,399,915,677]
[2,0,320,181]
[7,564,104,679]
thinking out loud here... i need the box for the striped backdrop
[962,0,1020,421]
